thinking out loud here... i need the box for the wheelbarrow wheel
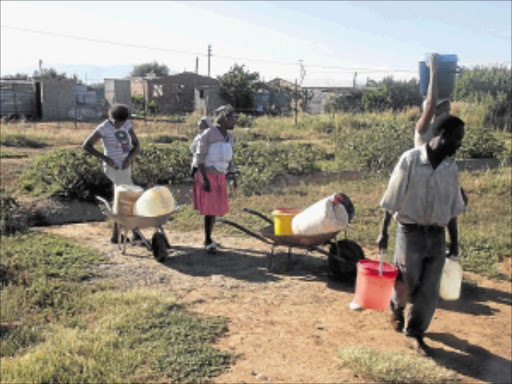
[152,232,168,262]
[328,239,365,282]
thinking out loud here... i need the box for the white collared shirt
[380,144,467,227]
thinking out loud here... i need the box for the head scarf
[214,105,235,125]
[197,116,212,128]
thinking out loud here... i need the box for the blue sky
[1,1,510,86]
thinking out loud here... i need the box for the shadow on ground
[147,244,356,292]
[427,332,512,383]
[438,281,511,316]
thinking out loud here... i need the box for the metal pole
[208,44,211,77]
[294,79,298,126]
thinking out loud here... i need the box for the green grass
[338,346,459,383]
[0,232,234,383]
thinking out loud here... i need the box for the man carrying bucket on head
[377,114,467,355]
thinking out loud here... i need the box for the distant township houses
[0,72,372,120]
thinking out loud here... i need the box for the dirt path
[41,222,511,383]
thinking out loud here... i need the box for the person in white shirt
[83,104,140,243]
[377,114,467,355]
[189,116,213,179]
[192,105,237,253]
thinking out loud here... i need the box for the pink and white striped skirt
[192,172,229,216]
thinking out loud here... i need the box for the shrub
[235,142,329,195]
[18,149,111,201]
[0,188,26,235]
[335,119,412,171]
[17,142,192,201]
[458,125,506,159]
[0,133,47,148]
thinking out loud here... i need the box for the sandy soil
[40,221,512,384]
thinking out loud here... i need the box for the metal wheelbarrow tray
[218,208,364,275]
[96,196,173,262]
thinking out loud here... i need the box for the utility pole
[195,57,199,74]
[208,44,212,77]
[294,79,298,126]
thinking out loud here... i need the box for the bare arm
[416,53,439,135]
[447,217,458,258]
[121,128,140,170]
[376,210,392,250]
[198,163,211,192]
[83,131,117,169]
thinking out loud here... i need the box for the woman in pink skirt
[192,105,237,253]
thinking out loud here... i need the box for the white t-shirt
[94,120,133,169]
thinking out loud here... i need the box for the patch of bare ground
[40,222,512,384]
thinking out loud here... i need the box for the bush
[235,142,329,195]
[458,125,506,159]
[17,142,192,201]
[335,118,412,171]
[0,134,47,148]
[0,188,26,235]
[18,149,111,201]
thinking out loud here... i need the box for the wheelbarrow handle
[217,218,273,245]
[242,208,273,225]
[95,196,112,213]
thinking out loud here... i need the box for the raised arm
[416,53,439,135]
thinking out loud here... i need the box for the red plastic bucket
[354,259,398,310]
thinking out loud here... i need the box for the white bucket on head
[440,257,463,300]
[291,193,349,236]
[113,184,144,215]
[133,186,175,217]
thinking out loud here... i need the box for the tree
[217,64,262,112]
[38,68,68,80]
[454,65,511,131]
[130,61,170,77]
[362,77,422,112]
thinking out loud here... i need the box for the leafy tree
[38,68,68,80]
[217,64,262,112]
[362,77,422,112]
[325,93,363,114]
[454,65,511,131]
[130,61,170,77]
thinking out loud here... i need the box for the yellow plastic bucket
[272,208,301,236]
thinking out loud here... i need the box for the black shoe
[390,309,404,333]
[413,336,432,357]
[110,234,130,244]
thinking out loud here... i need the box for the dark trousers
[392,223,446,337]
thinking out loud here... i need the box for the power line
[1,24,413,72]
[3,25,508,74]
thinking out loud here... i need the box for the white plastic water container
[133,186,175,217]
[113,184,144,215]
[291,193,349,236]
[440,257,463,300]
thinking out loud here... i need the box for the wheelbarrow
[96,196,173,262]
[217,208,364,278]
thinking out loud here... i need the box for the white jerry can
[291,193,349,236]
[133,186,175,217]
[440,257,463,300]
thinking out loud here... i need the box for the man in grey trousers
[377,114,467,355]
